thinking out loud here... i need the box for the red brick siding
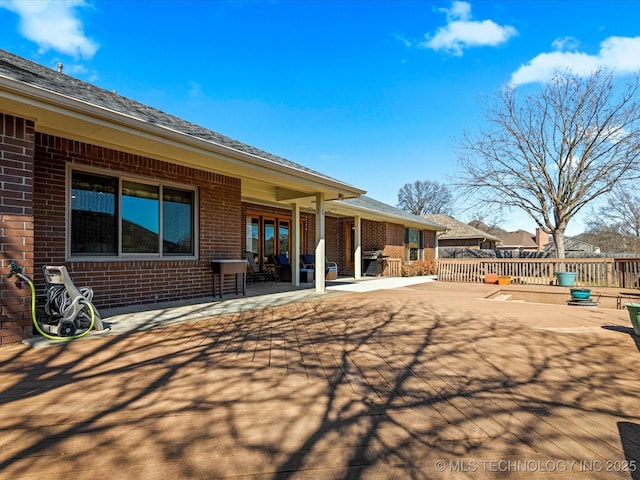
[361,219,386,251]
[384,223,405,260]
[0,113,36,344]
[0,214,35,344]
[1,114,35,216]
[32,133,242,311]
[324,216,339,264]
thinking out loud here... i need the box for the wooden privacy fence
[437,258,640,288]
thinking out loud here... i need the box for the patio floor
[1,280,640,479]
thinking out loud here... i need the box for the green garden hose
[21,272,95,341]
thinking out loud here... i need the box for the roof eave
[0,75,366,199]
[328,201,446,230]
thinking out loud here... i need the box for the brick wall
[361,219,386,251]
[31,133,242,312]
[0,114,36,344]
[384,223,405,260]
[325,216,339,265]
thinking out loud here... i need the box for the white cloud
[393,33,413,48]
[551,36,580,52]
[422,1,517,56]
[0,0,98,58]
[440,0,471,22]
[511,36,640,85]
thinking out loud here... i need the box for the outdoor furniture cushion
[271,254,292,282]
[300,269,314,283]
[300,254,338,277]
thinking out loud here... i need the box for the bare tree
[397,180,453,216]
[456,69,640,258]
[584,184,640,252]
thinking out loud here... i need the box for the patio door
[246,212,304,269]
[345,221,355,270]
[263,219,276,263]
[279,221,290,259]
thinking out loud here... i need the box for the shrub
[401,259,437,277]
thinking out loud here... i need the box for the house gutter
[329,201,446,231]
[0,76,365,197]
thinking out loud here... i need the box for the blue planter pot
[570,288,591,300]
[556,271,577,287]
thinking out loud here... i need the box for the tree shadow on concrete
[0,286,640,479]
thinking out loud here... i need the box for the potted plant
[555,271,577,287]
[570,288,591,300]
[485,273,498,284]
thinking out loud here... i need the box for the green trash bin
[626,303,640,336]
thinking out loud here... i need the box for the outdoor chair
[270,254,292,282]
[301,254,338,280]
[246,252,273,284]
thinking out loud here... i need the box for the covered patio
[1,280,639,479]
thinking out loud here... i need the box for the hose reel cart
[7,262,105,340]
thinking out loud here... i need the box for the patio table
[211,259,246,298]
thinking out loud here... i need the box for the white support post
[354,215,362,279]
[291,202,300,286]
[315,193,326,293]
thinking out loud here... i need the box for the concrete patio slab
[1,280,639,479]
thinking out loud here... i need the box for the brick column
[0,113,35,345]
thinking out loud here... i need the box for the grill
[362,249,386,276]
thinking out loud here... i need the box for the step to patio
[492,294,513,301]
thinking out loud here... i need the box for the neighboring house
[467,220,510,240]
[0,49,443,344]
[496,228,550,253]
[471,221,550,253]
[424,214,502,250]
[335,197,446,269]
[543,237,601,256]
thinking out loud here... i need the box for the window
[70,169,196,258]
[263,219,275,263]
[71,172,118,255]
[163,188,195,255]
[405,228,424,261]
[246,217,260,257]
[278,221,289,257]
[122,180,159,254]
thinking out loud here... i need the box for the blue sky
[2,0,640,235]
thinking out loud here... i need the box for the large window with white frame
[69,169,197,258]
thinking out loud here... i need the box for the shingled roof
[0,49,356,190]
[336,196,446,230]
[423,214,502,241]
[498,229,538,248]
